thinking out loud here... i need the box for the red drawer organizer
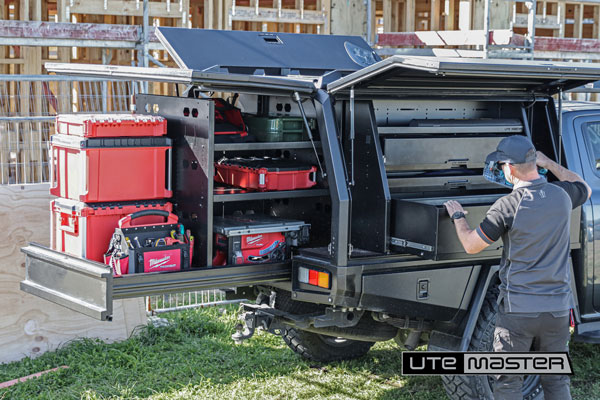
[214,157,317,191]
[56,114,166,138]
[51,199,173,263]
[50,134,172,203]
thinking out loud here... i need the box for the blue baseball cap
[485,135,536,165]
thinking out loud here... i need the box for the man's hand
[536,150,591,200]
[536,151,552,169]
[444,200,468,217]
[443,200,488,254]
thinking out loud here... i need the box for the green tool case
[245,116,315,142]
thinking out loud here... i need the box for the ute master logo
[402,352,573,376]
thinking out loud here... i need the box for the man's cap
[485,135,536,164]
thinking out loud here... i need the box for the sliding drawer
[391,195,582,260]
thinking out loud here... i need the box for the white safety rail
[146,290,244,314]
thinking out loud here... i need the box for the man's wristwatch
[451,211,466,222]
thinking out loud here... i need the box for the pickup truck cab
[21,29,600,399]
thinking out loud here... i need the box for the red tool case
[213,98,248,142]
[104,210,192,275]
[56,113,166,138]
[212,214,310,266]
[51,199,173,263]
[50,134,172,202]
[214,157,317,191]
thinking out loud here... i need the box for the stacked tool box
[50,114,179,275]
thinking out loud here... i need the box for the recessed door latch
[417,279,429,300]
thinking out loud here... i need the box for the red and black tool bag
[105,210,191,275]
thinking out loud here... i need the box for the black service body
[21,28,600,349]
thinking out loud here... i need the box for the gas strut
[558,87,563,166]
[293,92,326,178]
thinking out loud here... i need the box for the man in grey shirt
[444,135,591,400]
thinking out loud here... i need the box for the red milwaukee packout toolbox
[104,210,192,276]
[50,134,172,202]
[212,214,310,266]
[51,199,173,263]
[56,113,166,138]
[214,157,317,191]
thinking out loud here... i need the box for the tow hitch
[231,303,295,344]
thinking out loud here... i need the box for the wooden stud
[574,3,583,39]
[406,0,416,31]
[431,0,441,30]
[558,0,565,37]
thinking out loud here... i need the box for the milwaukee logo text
[401,352,573,375]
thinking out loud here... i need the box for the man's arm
[537,151,592,200]
[444,200,490,254]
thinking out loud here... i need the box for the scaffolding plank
[229,6,327,24]
[69,0,186,19]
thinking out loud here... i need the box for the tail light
[298,266,330,289]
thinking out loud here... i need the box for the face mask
[483,161,548,188]
[483,161,513,188]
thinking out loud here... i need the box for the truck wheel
[283,328,374,362]
[274,289,375,362]
[441,283,543,400]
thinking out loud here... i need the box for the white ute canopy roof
[327,56,600,98]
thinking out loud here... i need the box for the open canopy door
[156,27,379,76]
[327,56,600,97]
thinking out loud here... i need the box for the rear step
[21,243,291,321]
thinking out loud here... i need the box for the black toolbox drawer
[391,195,582,261]
[383,136,506,171]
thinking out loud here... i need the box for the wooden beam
[0,20,157,42]
[458,0,471,30]
[384,0,392,32]
[319,0,331,34]
[405,0,415,31]
[574,3,583,39]
[594,5,600,39]
[69,0,186,19]
[558,0,566,37]
[0,20,160,48]
[446,0,456,29]
[230,6,328,24]
[431,0,441,31]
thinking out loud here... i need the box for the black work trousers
[492,307,571,400]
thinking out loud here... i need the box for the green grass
[0,306,598,400]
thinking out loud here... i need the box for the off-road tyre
[441,282,543,400]
[283,327,375,362]
[274,289,375,362]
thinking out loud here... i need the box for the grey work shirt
[475,177,588,315]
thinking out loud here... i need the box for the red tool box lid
[217,157,314,172]
[56,114,166,137]
[51,134,172,149]
[52,198,173,217]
